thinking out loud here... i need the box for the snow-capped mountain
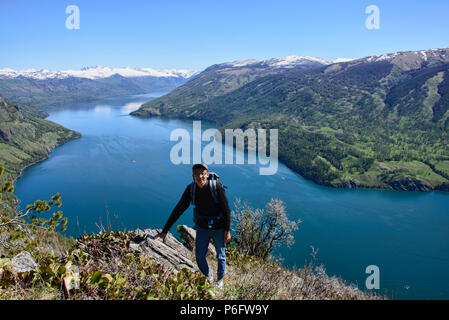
[0,66,197,107]
[264,55,331,67]
[332,58,357,63]
[0,66,198,80]
[223,55,331,68]
[218,48,449,70]
[222,55,359,69]
[357,47,449,65]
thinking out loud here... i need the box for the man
[155,163,231,288]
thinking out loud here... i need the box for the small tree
[232,198,301,260]
[0,164,67,254]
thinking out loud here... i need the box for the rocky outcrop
[127,226,217,273]
[177,225,217,257]
[11,251,38,273]
[385,175,434,191]
[129,228,197,272]
[334,178,361,189]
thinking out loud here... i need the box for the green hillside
[132,48,449,191]
[0,94,81,214]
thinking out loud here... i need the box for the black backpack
[190,172,226,229]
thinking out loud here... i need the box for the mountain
[0,65,197,81]
[132,48,449,192]
[0,94,81,213]
[0,66,197,109]
[131,55,329,118]
[3,99,49,119]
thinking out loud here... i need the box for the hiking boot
[207,273,214,284]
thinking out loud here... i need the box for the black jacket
[162,181,231,233]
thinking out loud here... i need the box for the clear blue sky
[1,0,448,71]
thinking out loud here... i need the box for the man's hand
[154,231,167,242]
[224,231,231,244]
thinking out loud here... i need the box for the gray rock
[127,225,218,273]
[128,228,198,272]
[11,251,38,273]
[177,225,217,257]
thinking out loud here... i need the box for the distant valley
[0,66,197,109]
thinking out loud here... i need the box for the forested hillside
[133,48,449,191]
[0,94,81,214]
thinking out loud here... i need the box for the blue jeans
[195,227,226,281]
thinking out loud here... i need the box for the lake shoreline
[129,112,449,194]
[9,133,82,211]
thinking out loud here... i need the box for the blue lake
[13,92,449,299]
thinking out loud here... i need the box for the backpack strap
[209,174,218,204]
[190,181,196,206]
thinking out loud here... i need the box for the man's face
[193,168,209,188]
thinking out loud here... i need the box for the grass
[0,143,31,165]
[336,159,449,190]
[0,227,384,300]
[434,160,449,176]
[212,246,384,300]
